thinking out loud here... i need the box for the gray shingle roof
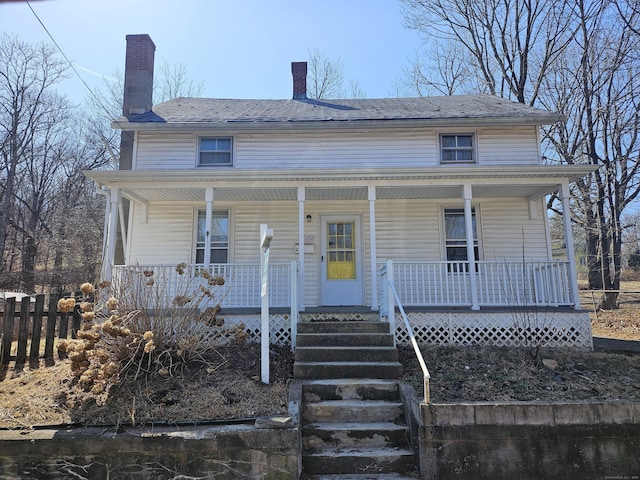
[116,94,561,127]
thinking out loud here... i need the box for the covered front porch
[90,165,590,310]
[89,165,593,348]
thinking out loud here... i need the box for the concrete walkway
[593,337,640,354]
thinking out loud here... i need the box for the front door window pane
[327,221,356,280]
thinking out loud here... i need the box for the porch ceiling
[119,183,558,203]
[87,164,595,204]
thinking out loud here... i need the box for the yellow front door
[321,216,363,306]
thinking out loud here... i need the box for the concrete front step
[303,422,409,449]
[294,361,403,379]
[302,379,400,402]
[303,399,403,423]
[298,321,391,334]
[296,333,395,347]
[302,447,416,475]
[295,346,399,362]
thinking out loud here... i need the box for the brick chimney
[123,34,155,115]
[291,61,307,100]
[119,34,155,170]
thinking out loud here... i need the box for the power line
[25,0,134,147]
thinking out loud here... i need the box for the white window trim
[440,205,482,262]
[439,132,477,164]
[192,207,233,264]
[197,136,234,167]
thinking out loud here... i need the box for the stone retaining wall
[401,385,640,480]
[2,388,638,479]
[0,421,299,479]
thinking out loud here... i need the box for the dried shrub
[57,265,246,403]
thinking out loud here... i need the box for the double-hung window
[198,137,232,166]
[195,209,229,264]
[444,208,478,271]
[441,134,475,163]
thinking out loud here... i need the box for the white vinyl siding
[127,203,195,264]
[375,201,440,261]
[236,132,437,169]
[477,126,540,165]
[479,199,549,261]
[135,132,197,169]
[133,127,542,171]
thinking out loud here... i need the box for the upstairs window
[199,137,232,166]
[441,134,475,164]
[196,209,229,264]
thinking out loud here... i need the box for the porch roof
[86,164,595,203]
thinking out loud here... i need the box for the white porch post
[104,187,120,281]
[204,187,214,268]
[560,182,581,308]
[117,201,128,257]
[368,185,378,310]
[96,185,111,281]
[297,186,305,311]
[463,184,479,310]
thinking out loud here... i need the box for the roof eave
[85,164,595,185]
[110,115,562,131]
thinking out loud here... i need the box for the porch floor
[221,305,588,316]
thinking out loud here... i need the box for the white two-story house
[86,35,594,348]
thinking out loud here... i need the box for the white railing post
[379,264,387,321]
[260,224,273,385]
[290,260,298,351]
[386,259,396,345]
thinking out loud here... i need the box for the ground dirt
[1,287,639,430]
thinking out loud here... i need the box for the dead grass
[0,343,293,429]
[1,286,639,429]
[402,283,640,402]
[583,281,640,341]
[401,345,640,403]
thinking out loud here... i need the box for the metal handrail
[388,279,431,404]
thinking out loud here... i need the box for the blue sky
[1,0,422,103]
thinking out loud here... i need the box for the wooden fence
[0,294,80,366]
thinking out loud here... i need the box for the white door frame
[320,214,364,306]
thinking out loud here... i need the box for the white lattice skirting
[394,311,593,349]
[223,310,593,349]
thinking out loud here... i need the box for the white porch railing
[111,263,293,309]
[112,259,573,312]
[378,260,574,308]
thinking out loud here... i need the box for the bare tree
[306,49,366,99]
[87,61,206,166]
[541,0,640,308]
[401,0,640,308]
[155,59,205,103]
[401,41,480,96]
[307,48,345,99]
[0,34,69,276]
[401,0,579,104]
